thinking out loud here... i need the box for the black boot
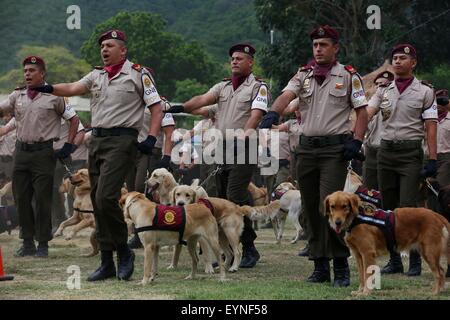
[128,233,143,249]
[117,244,135,280]
[306,258,331,283]
[298,244,310,257]
[406,250,422,277]
[239,244,260,268]
[35,242,48,258]
[333,257,350,287]
[446,265,450,278]
[14,239,36,257]
[381,251,404,274]
[87,250,116,281]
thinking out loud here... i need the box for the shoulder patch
[94,66,103,70]
[14,86,26,91]
[344,65,357,74]
[132,63,142,72]
[299,64,312,72]
[420,80,434,89]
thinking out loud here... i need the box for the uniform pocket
[329,88,347,107]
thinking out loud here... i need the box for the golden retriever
[324,191,450,296]
[54,169,98,257]
[172,185,281,272]
[120,191,226,284]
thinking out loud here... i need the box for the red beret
[98,29,127,45]
[391,44,417,59]
[436,89,448,98]
[374,70,394,83]
[22,56,45,68]
[229,43,256,57]
[310,25,339,41]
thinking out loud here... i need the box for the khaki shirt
[0,89,75,143]
[79,59,161,131]
[365,112,383,148]
[0,118,17,156]
[283,63,367,136]
[138,107,175,148]
[208,73,269,136]
[437,114,450,154]
[368,78,437,141]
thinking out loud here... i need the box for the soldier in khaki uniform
[32,30,163,281]
[363,71,394,190]
[166,43,269,268]
[0,56,80,257]
[260,26,369,287]
[435,89,450,187]
[368,44,438,276]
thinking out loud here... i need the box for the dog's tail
[238,200,281,221]
[436,214,450,267]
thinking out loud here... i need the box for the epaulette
[14,86,26,90]
[344,65,357,74]
[94,66,103,70]
[299,64,312,72]
[223,77,231,81]
[420,80,434,89]
[132,63,142,72]
[255,77,266,83]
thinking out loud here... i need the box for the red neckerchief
[231,74,249,90]
[438,111,448,122]
[395,77,414,94]
[104,59,126,80]
[27,88,39,100]
[296,115,302,124]
[308,59,337,85]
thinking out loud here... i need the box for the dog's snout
[335,219,342,226]
[177,201,185,206]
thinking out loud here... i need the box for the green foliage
[417,64,450,91]
[253,0,450,95]
[173,79,209,102]
[0,0,266,74]
[0,46,91,93]
[80,11,220,98]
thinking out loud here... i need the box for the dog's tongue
[335,225,341,234]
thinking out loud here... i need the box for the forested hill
[1,0,266,73]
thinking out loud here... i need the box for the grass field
[1,222,449,300]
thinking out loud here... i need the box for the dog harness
[354,186,382,208]
[135,204,187,245]
[348,208,397,254]
[73,208,94,213]
[271,189,288,200]
[134,199,215,245]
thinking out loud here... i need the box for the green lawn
[1,222,449,300]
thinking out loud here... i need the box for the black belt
[91,127,138,138]
[380,139,421,150]
[299,134,351,148]
[16,140,53,152]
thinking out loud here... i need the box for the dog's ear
[348,193,361,217]
[171,186,178,205]
[119,192,128,209]
[192,189,197,203]
[323,195,331,217]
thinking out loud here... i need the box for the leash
[425,178,439,197]
[199,165,223,188]
[59,157,75,176]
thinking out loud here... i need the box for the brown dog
[324,191,450,296]
[54,169,98,257]
[121,191,226,284]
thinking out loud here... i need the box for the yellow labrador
[121,191,226,284]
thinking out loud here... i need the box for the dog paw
[54,231,62,237]
[228,266,238,273]
[167,264,175,270]
[65,235,73,241]
[184,274,194,280]
[290,239,298,244]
